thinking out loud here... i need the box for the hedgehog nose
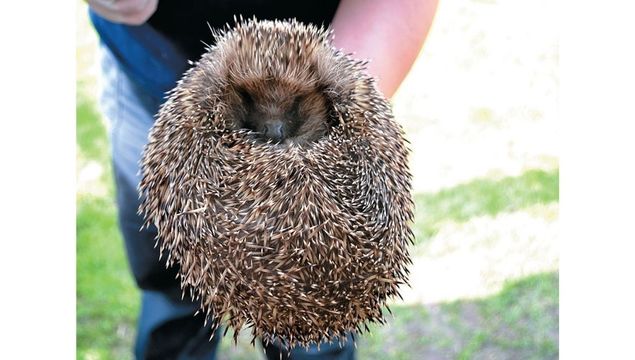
[264,121,285,141]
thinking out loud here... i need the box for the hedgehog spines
[139,18,414,349]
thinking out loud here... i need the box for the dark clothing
[147,0,341,61]
[91,2,355,359]
[90,0,340,103]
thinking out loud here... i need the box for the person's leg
[98,44,222,360]
[136,290,222,360]
[262,334,356,360]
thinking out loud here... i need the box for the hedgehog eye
[237,87,254,107]
[290,95,303,115]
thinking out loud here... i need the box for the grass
[77,196,139,360]
[413,169,559,243]
[77,96,110,164]
[77,90,140,359]
[357,273,558,359]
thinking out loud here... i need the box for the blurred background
[77,0,558,358]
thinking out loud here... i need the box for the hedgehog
[139,18,415,350]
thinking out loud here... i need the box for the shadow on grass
[413,169,559,243]
[359,272,559,360]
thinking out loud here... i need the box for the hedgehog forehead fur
[172,19,368,135]
[140,19,414,350]
[213,19,337,92]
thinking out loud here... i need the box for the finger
[119,0,157,25]
[87,0,126,23]
[88,0,157,25]
[113,0,150,17]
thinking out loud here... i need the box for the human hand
[87,0,158,25]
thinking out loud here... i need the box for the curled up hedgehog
[139,18,414,350]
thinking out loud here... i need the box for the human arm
[330,0,439,98]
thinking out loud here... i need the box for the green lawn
[413,169,559,243]
[77,93,139,359]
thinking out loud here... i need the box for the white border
[560,0,635,358]
[0,1,76,358]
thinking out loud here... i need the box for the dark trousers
[99,38,355,360]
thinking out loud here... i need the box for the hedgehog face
[230,80,330,144]
[206,21,339,145]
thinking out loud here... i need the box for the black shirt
[90,1,341,102]
[148,0,341,61]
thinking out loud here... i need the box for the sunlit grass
[413,169,559,243]
[359,272,558,359]
[77,78,136,359]
[77,196,138,360]
[77,97,110,165]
